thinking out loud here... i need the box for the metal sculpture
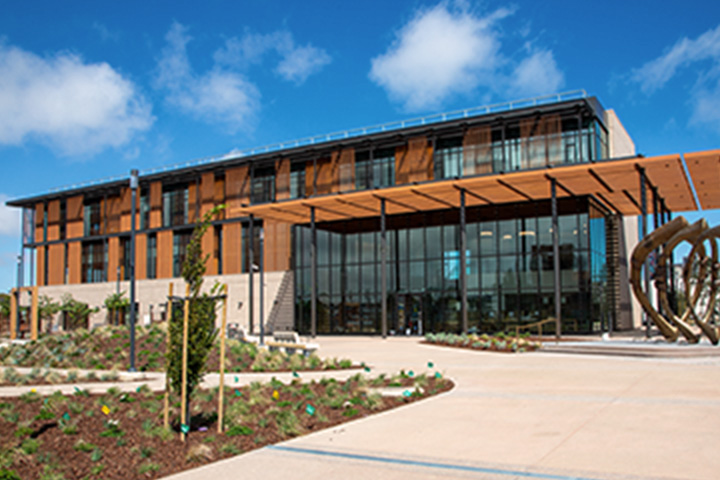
[630,216,720,344]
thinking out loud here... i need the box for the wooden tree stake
[163,283,173,429]
[218,284,228,433]
[180,283,190,442]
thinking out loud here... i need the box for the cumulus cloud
[155,23,261,132]
[631,23,720,131]
[0,43,153,156]
[369,4,564,111]
[0,195,20,236]
[509,49,564,97]
[214,30,331,84]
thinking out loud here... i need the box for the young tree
[104,291,130,326]
[59,294,98,330]
[167,205,225,428]
[38,295,61,333]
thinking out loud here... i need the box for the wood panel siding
[135,233,147,280]
[36,248,46,286]
[200,172,215,217]
[222,222,242,274]
[35,202,44,243]
[119,187,132,231]
[107,237,119,283]
[276,158,291,201]
[47,200,60,241]
[334,149,355,193]
[202,225,215,275]
[396,137,433,184]
[315,157,333,195]
[66,195,84,239]
[463,126,492,175]
[264,220,291,271]
[67,241,81,284]
[150,181,162,228]
[214,175,226,219]
[106,195,122,234]
[156,231,173,278]
[225,165,250,218]
[188,181,197,223]
[47,243,64,285]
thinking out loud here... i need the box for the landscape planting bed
[423,332,541,353]
[0,373,452,479]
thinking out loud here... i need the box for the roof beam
[373,193,421,212]
[410,188,457,208]
[496,179,532,201]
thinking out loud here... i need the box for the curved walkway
[164,337,720,480]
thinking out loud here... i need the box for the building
[7,91,715,336]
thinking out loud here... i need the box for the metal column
[248,217,254,334]
[380,199,387,339]
[551,178,561,339]
[129,169,138,372]
[259,226,265,346]
[310,207,317,338]
[459,189,468,334]
[639,168,649,338]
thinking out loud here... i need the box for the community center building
[7,91,715,337]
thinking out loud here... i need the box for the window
[290,162,306,199]
[214,226,223,275]
[139,190,150,230]
[355,148,395,190]
[241,222,261,273]
[119,236,131,280]
[162,184,189,227]
[434,137,463,179]
[147,234,157,279]
[251,165,275,203]
[82,240,106,283]
[59,199,66,240]
[84,199,102,236]
[173,230,192,277]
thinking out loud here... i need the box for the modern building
[7,91,715,336]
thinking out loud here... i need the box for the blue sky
[0,0,719,291]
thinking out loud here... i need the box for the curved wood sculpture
[631,216,720,344]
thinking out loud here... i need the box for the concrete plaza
[162,337,720,480]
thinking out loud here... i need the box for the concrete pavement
[164,337,720,480]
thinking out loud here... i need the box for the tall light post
[129,169,138,372]
[259,226,265,346]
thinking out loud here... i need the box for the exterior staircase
[264,270,294,334]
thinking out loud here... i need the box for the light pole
[259,226,265,346]
[129,169,138,372]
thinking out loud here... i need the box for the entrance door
[397,294,423,335]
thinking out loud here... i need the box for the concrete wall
[606,109,635,158]
[38,271,289,333]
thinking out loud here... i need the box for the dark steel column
[310,207,317,338]
[248,217,254,334]
[129,169,138,372]
[459,189,468,334]
[380,198,387,339]
[639,167,649,338]
[259,226,265,346]
[551,178,561,339]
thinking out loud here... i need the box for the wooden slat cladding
[47,200,60,241]
[35,202,44,243]
[222,223,242,274]
[214,175,226,219]
[47,244,64,285]
[67,242,81,284]
[264,220,291,271]
[333,149,355,193]
[150,181,162,228]
[156,231,173,278]
[463,126,492,175]
[107,237,119,283]
[66,196,83,239]
[200,172,215,217]
[396,136,433,184]
[276,158,291,201]
[544,115,562,165]
[520,115,562,169]
[315,156,333,195]
[135,234,147,280]
[120,187,132,231]
[226,165,250,218]
[36,248,46,286]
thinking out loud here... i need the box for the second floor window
[252,165,275,204]
[147,233,157,279]
[434,137,463,179]
[173,230,192,277]
[290,162,306,199]
[82,240,106,283]
[163,184,188,227]
[355,148,395,190]
[140,190,150,230]
[84,199,102,236]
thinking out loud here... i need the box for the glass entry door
[396,294,423,335]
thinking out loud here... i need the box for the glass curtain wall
[294,198,608,335]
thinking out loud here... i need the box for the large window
[173,230,192,277]
[147,233,157,279]
[84,199,102,236]
[139,190,150,230]
[82,240,106,283]
[241,221,261,273]
[163,184,189,227]
[119,236,131,280]
[355,148,395,190]
[251,165,275,204]
[290,162,306,199]
[434,137,463,179]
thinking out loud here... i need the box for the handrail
[514,317,579,337]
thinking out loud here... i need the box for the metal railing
[31,90,587,199]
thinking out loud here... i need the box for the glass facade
[172,230,192,277]
[162,185,189,227]
[294,197,609,335]
[82,240,106,283]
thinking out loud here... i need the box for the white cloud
[0,195,20,236]
[631,23,720,132]
[369,4,564,111]
[155,23,261,132]
[214,30,331,84]
[510,49,564,97]
[0,43,153,156]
